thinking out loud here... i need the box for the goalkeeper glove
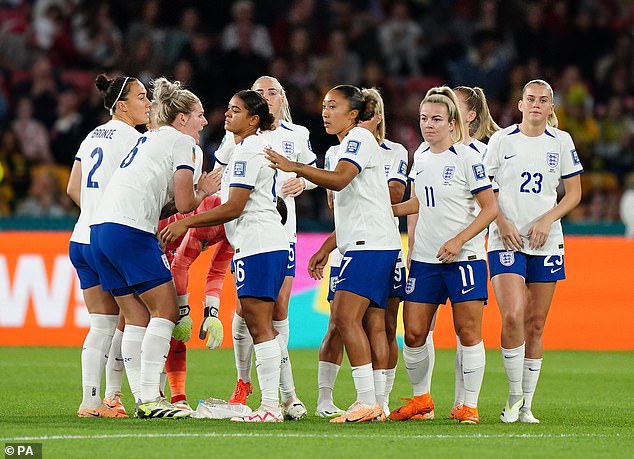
[172,305,193,342]
[199,305,223,350]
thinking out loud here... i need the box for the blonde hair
[252,75,292,123]
[522,79,559,128]
[151,77,201,126]
[361,87,386,143]
[453,86,500,140]
[421,86,466,144]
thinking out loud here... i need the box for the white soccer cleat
[173,400,192,412]
[230,405,283,423]
[193,398,252,419]
[500,398,524,423]
[315,402,345,418]
[519,406,540,423]
[282,396,307,420]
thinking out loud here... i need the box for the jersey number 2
[86,147,103,188]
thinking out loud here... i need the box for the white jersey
[70,120,141,244]
[409,143,492,263]
[381,139,409,186]
[213,131,235,167]
[192,144,203,185]
[259,121,317,243]
[325,145,343,268]
[334,126,401,254]
[221,132,289,260]
[485,124,583,255]
[92,125,197,234]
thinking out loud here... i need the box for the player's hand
[308,248,328,280]
[199,306,223,350]
[496,215,523,251]
[527,217,552,250]
[198,168,222,195]
[265,147,295,173]
[281,177,305,197]
[160,219,188,245]
[436,236,464,264]
[172,305,192,342]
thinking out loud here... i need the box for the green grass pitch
[0,347,632,458]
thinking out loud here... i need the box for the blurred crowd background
[1,0,633,232]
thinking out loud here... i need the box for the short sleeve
[466,151,492,194]
[213,131,234,166]
[193,145,204,184]
[338,129,372,173]
[559,131,584,179]
[484,132,501,179]
[387,143,408,185]
[173,135,196,174]
[296,127,317,166]
[229,145,261,190]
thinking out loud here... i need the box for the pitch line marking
[0,433,620,442]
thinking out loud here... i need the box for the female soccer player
[68,74,150,418]
[315,87,408,418]
[389,86,497,424]
[485,79,582,423]
[215,76,316,420]
[89,77,220,419]
[266,85,401,423]
[160,90,289,422]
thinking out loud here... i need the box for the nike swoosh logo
[528,368,540,372]
[550,268,562,273]
[463,370,476,374]
[115,358,124,362]
[503,355,514,359]
[504,154,517,159]
[345,414,370,422]
[335,278,346,285]
[416,170,424,175]
[461,287,475,294]
[233,336,244,341]
[236,284,245,290]
[393,284,402,289]
[287,264,295,269]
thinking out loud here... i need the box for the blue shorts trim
[488,250,565,282]
[333,249,399,309]
[285,243,296,277]
[69,241,100,289]
[405,260,488,305]
[232,250,287,301]
[90,223,172,295]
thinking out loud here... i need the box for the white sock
[502,343,525,405]
[461,340,485,408]
[160,370,167,395]
[121,325,145,402]
[254,338,281,408]
[385,366,397,406]
[403,343,430,396]
[522,357,543,410]
[177,294,189,308]
[104,328,124,397]
[273,319,296,402]
[373,369,387,408]
[140,318,174,403]
[454,336,464,406]
[317,361,340,406]
[423,331,435,394]
[351,363,376,405]
[205,295,220,309]
[232,313,253,383]
[81,314,117,409]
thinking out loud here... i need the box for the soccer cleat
[411,409,435,420]
[77,402,127,418]
[519,406,540,423]
[281,396,307,420]
[230,405,283,422]
[450,403,463,419]
[388,393,434,421]
[455,405,479,424]
[102,392,128,418]
[500,397,524,423]
[136,397,191,419]
[229,379,253,405]
[173,399,192,412]
[315,403,345,418]
[330,401,383,423]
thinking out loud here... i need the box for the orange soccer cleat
[229,379,253,405]
[388,393,434,421]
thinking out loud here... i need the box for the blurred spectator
[222,23,268,96]
[14,166,70,217]
[13,55,60,128]
[378,1,425,78]
[49,87,84,167]
[11,97,53,164]
[595,96,634,180]
[0,127,30,215]
[31,2,77,66]
[125,0,166,58]
[71,1,123,69]
[221,0,273,59]
[163,6,200,65]
[620,173,634,236]
[284,27,317,90]
[447,29,509,99]
[120,35,161,86]
[322,29,361,86]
